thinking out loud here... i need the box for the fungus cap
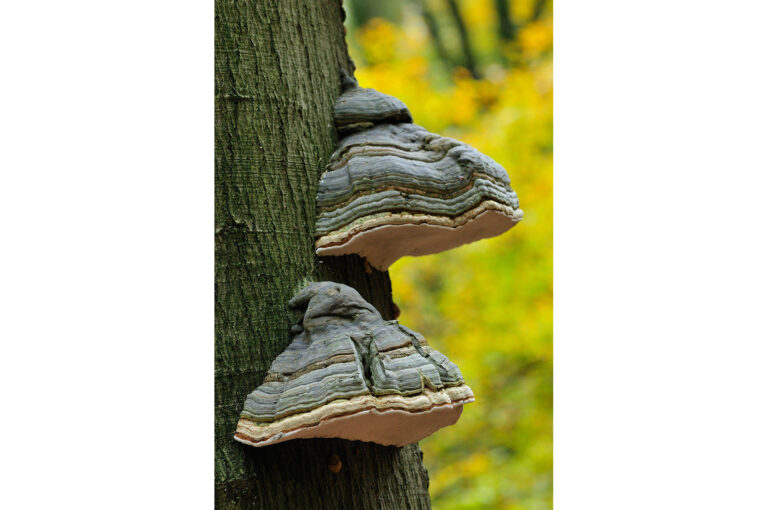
[235,282,474,447]
[315,122,523,270]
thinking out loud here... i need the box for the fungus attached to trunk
[333,71,413,135]
[314,72,523,270]
[235,282,474,447]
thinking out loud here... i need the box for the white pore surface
[316,209,522,270]
[236,402,467,447]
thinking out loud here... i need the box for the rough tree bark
[215,1,431,508]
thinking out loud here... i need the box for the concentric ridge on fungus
[333,69,413,134]
[314,73,523,270]
[235,282,474,447]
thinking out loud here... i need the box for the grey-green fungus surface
[315,73,523,270]
[235,282,474,447]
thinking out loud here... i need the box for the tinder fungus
[314,72,523,270]
[235,282,474,447]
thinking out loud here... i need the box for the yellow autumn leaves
[348,1,551,508]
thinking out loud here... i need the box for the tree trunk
[494,0,517,43]
[215,1,431,508]
[445,0,480,79]
[413,0,455,76]
[530,0,548,22]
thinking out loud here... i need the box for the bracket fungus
[235,282,474,448]
[315,71,523,270]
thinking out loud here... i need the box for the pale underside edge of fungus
[316,202,524,270]
[235,385,474,447]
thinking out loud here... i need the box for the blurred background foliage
[343,1,552,508]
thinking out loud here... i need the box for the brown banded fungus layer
[235,282,474,447]
[315,72,523,270]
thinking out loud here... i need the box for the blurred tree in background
[344,1,552,508]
